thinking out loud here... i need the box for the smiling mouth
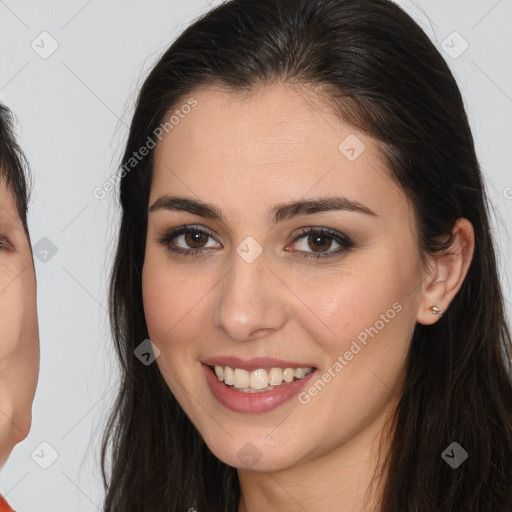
[207,364,315,393]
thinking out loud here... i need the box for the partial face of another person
[0,178,39,466]
[142,83,432,472]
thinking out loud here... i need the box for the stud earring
[429,305,442,317]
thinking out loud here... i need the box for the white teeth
[214,366,224,381]
[283,368,295,383]
[249,369,269,389]
[233,368,249,389]
[268,367,283,386]
[212,365,313,391]
[224,367,234,386]
[294,368,309,379]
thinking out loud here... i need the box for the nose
[211,247,288,342]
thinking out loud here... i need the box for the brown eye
[157,225,220,257]
[157,224,354,261]
[305,232,332,252]
[289,227,354,260]
[183,230,209,249]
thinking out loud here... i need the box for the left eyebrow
[148,194,378,224]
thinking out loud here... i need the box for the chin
[201,430,302,472]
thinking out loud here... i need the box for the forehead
[0,178,16,233]
[0,177,19,223]
[150,83,408,224]
[154,83,356,169]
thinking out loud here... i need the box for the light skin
[142,83,474,511]
[0,177,39,468]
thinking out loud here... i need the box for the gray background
[0,0,511,510]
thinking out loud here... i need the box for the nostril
[249,328,271,339]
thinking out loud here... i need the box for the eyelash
[156,224,354,260]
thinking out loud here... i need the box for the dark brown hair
[101,0,512,510]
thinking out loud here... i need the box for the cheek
[0,262,35,357]
[293,279,392,352]
[292,252,417,358]
[141,254,211,413]
[142,267,177,347]
[0,267,38,456]
[142,265,167,339]
[142,253,204,354]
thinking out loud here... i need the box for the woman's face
[142,83,430,472]
[0,178,39,466]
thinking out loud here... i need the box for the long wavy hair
[101,0,512,510]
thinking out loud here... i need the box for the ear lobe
[416,218,475,325]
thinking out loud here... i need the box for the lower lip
[202,364,318,413]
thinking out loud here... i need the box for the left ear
[416,217,475,325]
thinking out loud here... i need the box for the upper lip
[202,356,316,371]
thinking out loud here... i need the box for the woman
[101,0,512,510]
[0,104,39,510]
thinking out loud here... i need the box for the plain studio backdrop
[0,0,511,510]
